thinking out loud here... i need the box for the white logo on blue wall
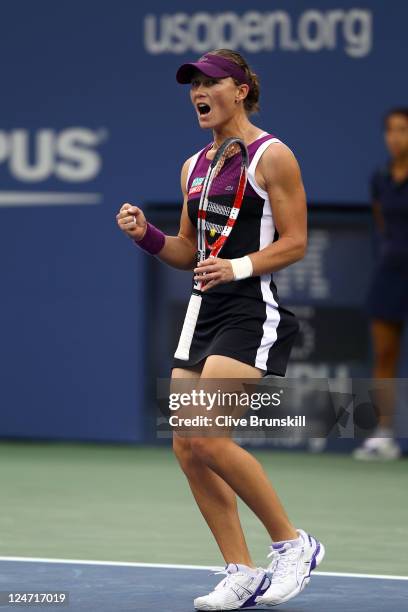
[0,127,108,207]
[144,10,372,58]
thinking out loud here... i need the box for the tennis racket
[174,137,249,361]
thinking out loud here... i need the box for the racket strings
[207,170,247,252]
[199,139,248,255]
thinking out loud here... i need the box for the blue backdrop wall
[0,1,406,441]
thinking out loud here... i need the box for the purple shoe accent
[242,575,271,609]
[308,534,313,546]
[310,542,321,572]
[272,542,286,550]
[299,536,321,590]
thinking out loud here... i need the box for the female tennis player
[117,49,324,609]
[354,107,408,461]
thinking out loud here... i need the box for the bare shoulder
[181,155,194,174]
[180,155,194,195]
[258,141,301,183]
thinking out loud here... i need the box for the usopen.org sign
[144,9,373,58]
[0,127,108,207]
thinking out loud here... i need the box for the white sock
[227,563,259,576]
[272,535,302,548]
[373,426,393,438]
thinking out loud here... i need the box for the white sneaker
[353,437,401,460]
[256,529,325,607]
[194,563,270,610]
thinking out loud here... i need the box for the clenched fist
[116,203,147,241]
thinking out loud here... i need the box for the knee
[189,438,222,466]
[173,435,194,472]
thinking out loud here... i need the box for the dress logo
[189,176,205,195]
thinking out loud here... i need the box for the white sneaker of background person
[353,427,401,461]
[256,528,325,607]
[194,563,270,610]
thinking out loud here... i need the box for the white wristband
[230,256,253,281]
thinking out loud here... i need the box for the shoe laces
[213,568,235,591]
[213,567,247,591]
[267,546,300,583]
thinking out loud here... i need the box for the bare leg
[371,319,403,428]
[191,355,297,542]
[172,366,254,566]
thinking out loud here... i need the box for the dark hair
[383,107,408,128]
[209,49,260,114]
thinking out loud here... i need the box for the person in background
[354,108,408,460]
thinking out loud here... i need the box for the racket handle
[174,293,202,361]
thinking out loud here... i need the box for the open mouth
[197,103,211,116]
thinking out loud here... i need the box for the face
[384,114,408,158]
[189,71,244,128]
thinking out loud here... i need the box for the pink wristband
[134,222,165,255]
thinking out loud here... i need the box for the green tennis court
[1,442,406,576]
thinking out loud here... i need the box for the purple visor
[176,53,251,87]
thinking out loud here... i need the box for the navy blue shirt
[371,164,408,256]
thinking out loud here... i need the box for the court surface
[0,559,407,611]
[0,442,407,610]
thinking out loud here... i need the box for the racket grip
[174,293,202,361]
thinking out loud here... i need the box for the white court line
[0,557,407,581]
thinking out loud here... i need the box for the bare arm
[116,158,197,270]
[249,142,307,275]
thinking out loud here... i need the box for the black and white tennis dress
[172,132,299,376]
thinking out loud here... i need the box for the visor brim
[176,62,230,84]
